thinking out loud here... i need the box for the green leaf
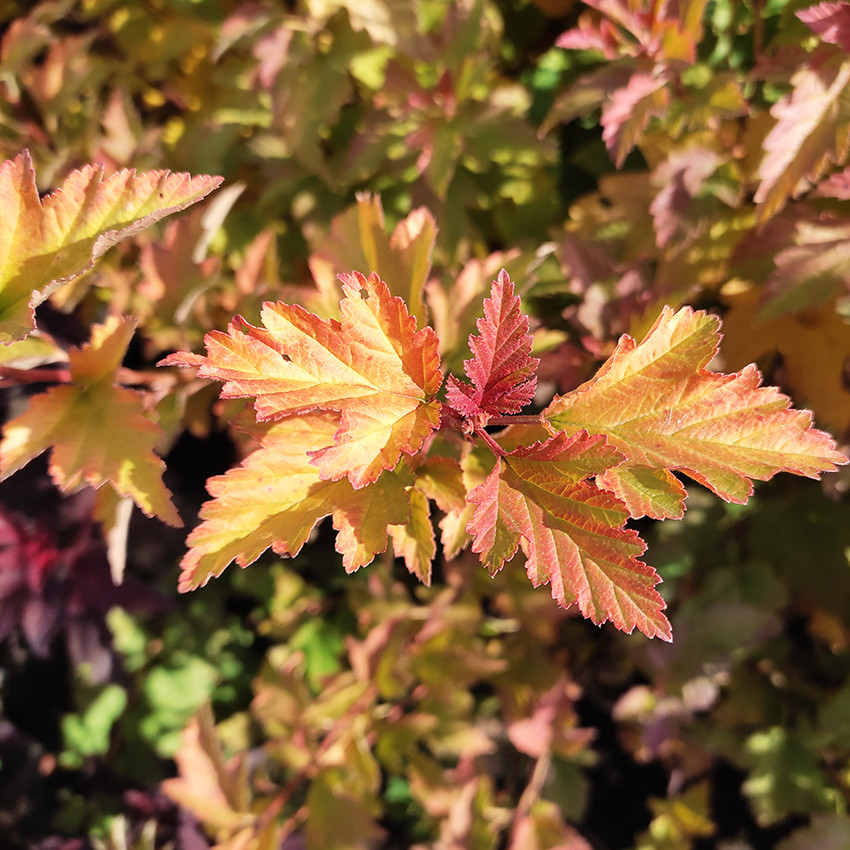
[61,684,128,767]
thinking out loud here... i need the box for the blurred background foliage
[2,0,850,848]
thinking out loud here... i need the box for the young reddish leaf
[163,271,443,489]
[602,72,670,167]
[0,316,180,526]
[467,431,670,640]
[390,488,436,585]
[798,2,850,51]
[543,306,848,518]
[446,270,539,430]
[177,414,411,592]
[0,150,222,343]
[754,53,850,220]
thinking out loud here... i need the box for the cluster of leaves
[162,266,842,642]
[3,0,850,848]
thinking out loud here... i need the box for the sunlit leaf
[0,150,221,343]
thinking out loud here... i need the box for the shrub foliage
[3,1,850,849]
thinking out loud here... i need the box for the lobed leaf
[163,271,443,489]
[176,414,410,592]
[754,53,850,220]
[467,431,671,640]
[446,269,539,430]
[543,306,848,519]
[0,150,222,343]
[0,316,180,526]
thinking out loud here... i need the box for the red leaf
[467,431,671,640]
[798,2,850,51]
[446,269,539,430]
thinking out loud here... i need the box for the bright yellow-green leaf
[177,414,411,592]
[543,306,847,518]
[0,150,222,343]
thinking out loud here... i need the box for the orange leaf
[163,271,442,489]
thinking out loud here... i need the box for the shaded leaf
[308,194,436,326]
[413,456,467,514]
[0,316,180,525]
[778,814,850,850]
[743,726,838,825]
[720,286,850,436]
[305,769,384,850]
[390,487,435,585]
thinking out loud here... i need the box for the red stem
[474,427,506,457]
[0,365,71,385]
[487,414,542,426]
